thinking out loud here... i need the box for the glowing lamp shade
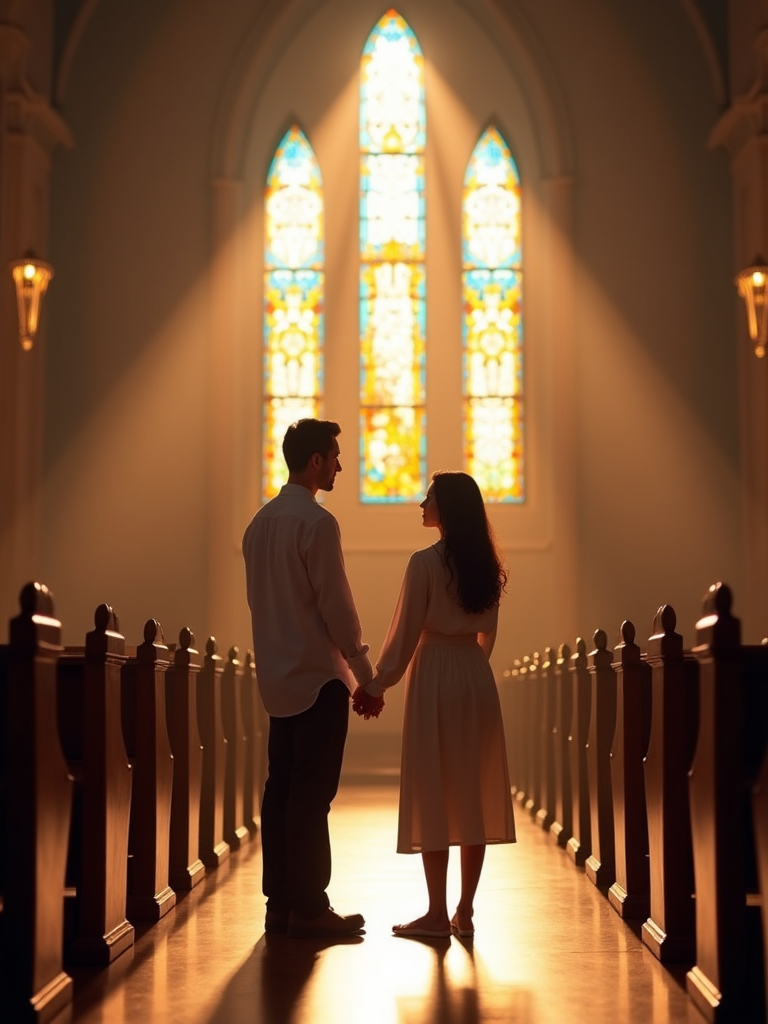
[735,256,768,358]
[10,255,53,351]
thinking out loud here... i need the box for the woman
[353,471,516,938]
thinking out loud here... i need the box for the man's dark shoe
[287,907,365,938]
[265,908,290,934]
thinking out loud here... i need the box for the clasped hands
[351,686,385,720]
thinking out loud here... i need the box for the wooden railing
[501,582,768,1024]
[0,582,266,1023]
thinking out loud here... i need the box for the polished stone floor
[60,784,704,1024]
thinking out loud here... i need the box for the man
[242,418,375,938]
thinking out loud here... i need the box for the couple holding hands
[242,418,515,941]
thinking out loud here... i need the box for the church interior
[1,0,767,1021]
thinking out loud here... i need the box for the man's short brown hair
[282,418,341,472]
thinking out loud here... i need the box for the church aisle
[61,784,702,1024]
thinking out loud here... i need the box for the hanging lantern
[735,256,768,358]
[10,253,54,351]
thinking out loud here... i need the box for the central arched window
[358,9,426,503]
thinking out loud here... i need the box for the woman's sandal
[393,921,452,938]
[450,913,474,938]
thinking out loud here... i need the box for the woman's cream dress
[374,543,516,853]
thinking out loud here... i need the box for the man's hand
[351,686,384,720]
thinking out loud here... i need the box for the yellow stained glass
[360,406,426,502]
[360,10,426,503]
[263,126,323,500]
[463,127,524,502]
[360,262,425,406]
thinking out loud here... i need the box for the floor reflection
[61,786,705,1024]
[395,933,532,1024]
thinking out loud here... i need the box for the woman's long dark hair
[431,471,508,614]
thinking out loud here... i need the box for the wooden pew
[165,627,205,891]
[585,628,616,889]
[535,647,557,832]
[122,619,176,921]
[0,582,73,1023]
[566,637,592,867]
[254,654,270,823]
[512,656,530,805]
[608,620,651,919]
[549,642,573,847]
[504,583,768,1021]
[221,646,250,850]
[197,637,231,869]
[501,659,521,801]
[241,650,261,836]
[687,582,767,1023]
[755,740,768,1018]
[525,652,543,819]
[56,603,134,964]
[642,604,697,964]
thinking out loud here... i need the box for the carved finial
[695,581,739,647]
[143,618,164,644]
[244,650,254,668]
[652,604,677,635]
[93,603,114,631]
[228,645,239,664]
[701,581,732,617]
[85,602,124,656]
[19,581,55,617]
[570,636,588,668]
[11,581,61,649]
[619,620,635,645]
[590,627,613,666]
[558,642,571,662]
[206,636,218,656]
[647,603,682,657]
[615,618,640,664]
[179,626,194,650]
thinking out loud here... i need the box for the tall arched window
[462,126,524,502]
[359,9,426,503]
[263,125,324,500]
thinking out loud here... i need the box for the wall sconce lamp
[9,252,54,351]
[735,256,768,358]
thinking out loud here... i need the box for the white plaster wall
[523,0,741,644]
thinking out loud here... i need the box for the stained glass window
[263,126,324,500]
[359,9,426,503]
[462,127,524,502]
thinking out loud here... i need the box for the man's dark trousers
[261,678,349,919]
